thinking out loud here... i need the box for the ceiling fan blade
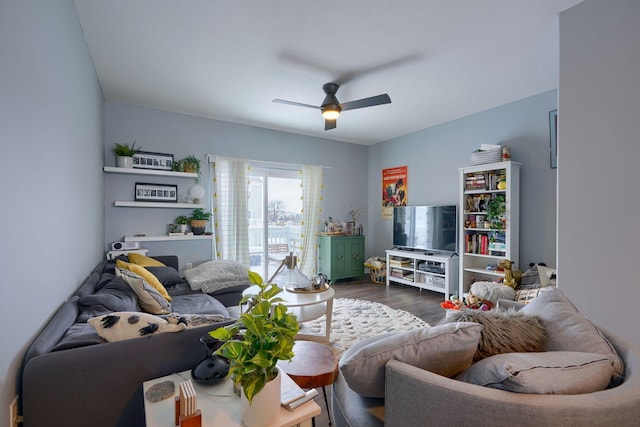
[325,119,337,131]
[272,99,320,109]
[340,94,391,111]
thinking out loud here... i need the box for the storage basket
[369,266,386,284]
[365,257,387,284]
[470,147,503,165]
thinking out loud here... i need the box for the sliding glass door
[248,168,302,280]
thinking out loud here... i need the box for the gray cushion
[170,293,230,317]
[78,277,138,312]
[520,288,624,386]
[23,297,80,361]
[338,322,483,398]
[447,308,545,361]
[456,351,613,394]
[145,266,183,287]
[116,268,171,315]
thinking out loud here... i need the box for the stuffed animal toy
[469,281,516,304]
[498,259,516,288]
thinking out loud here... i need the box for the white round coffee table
[242,285,335,342]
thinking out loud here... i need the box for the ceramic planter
[117,156,134,168]
[240,368,281,427]
[190,219,207,235]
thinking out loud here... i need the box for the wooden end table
[277,341,339,426]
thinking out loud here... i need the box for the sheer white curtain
[210,156,250,264]
[299,165,324,277]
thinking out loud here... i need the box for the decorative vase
[191,334,230,385]
[240,368,281,427]
[190,219,207,235]
[117,156,133,168]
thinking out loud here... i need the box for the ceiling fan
[273,83,391,130]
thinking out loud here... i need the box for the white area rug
[299,298,430,355]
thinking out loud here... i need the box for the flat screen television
[392,205,458,253]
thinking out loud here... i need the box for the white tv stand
[386,249,459,300]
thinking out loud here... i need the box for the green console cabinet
[317,235,365,282]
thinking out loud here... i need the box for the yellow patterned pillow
[116,259,172,302]
[127,253,166,267]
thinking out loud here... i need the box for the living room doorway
[248,167,302,280]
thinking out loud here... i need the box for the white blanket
[184,260,250,293]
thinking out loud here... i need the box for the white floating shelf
[114,201,206,209]
[104,166,198,179]
[124,234,213,242]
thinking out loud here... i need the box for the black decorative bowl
[191,355,230,385]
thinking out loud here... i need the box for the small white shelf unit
[103,166,197,179]
[386,249,459,300]
[124,234,213,242]
[113,201,206,209]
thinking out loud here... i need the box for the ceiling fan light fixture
[321,104,341,120]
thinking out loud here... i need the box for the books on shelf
[389,258,411,267]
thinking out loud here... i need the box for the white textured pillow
[116,268,171,314]
[456,351,613,394]
[339,322,483,398]
[88,311,185,342]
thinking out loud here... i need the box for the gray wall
[558,0,640,343]
[104,102,369,270]
[367,90,558,269]
[0,0,104,424]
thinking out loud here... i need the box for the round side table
[277,341,339,425]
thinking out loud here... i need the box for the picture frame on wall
[133,151,174,171]
[135,182,178,202]
[549,109,558,169]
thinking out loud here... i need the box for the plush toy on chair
[469,281,516,306]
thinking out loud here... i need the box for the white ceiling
[74,0,583,145]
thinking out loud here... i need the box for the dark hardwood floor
[305,276,449,426]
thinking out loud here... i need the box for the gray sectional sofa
[332,289,640,427]
[20,255,248,427]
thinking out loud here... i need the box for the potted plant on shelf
[112,141,142,168]
[189,208,211,235]
[174,215,190,233]
[180,155,201,183]
[486,194,506,230]
[209,272,299,426]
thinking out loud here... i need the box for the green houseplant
[112,141,142,168]
[486,194,506,229]
[189,208,211,235]
[180,155,201,183]
[209,272,299,405]
[173,215,190,233]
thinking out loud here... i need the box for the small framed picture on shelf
[135,182,178,202]
[133,151,174,171]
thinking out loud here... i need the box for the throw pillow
[515,287,555,304]
[447,308,545,361]
[116,259,172,302]
[456,351,613,394]
[338,322,483,398]
[78,276,138,312]
[520,288,624,386]
[88,311,186,343]
[537,265,556,286]
[116,268,171,315]
[127,253,166,267]
[145,266,183,288]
